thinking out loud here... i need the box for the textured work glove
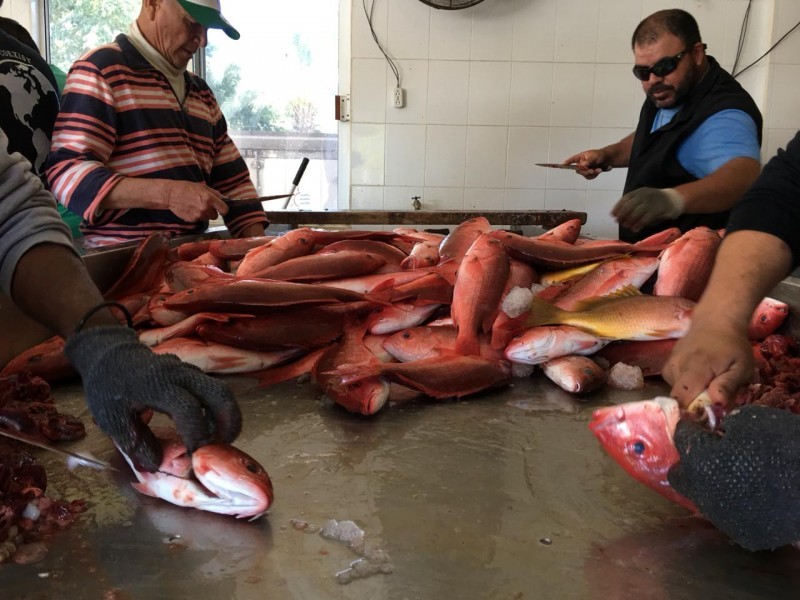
[65,326,242,472]
[667,405,800,551]
[612,187,685,233]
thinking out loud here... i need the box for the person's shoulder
[75,35,126,67]
[700,109,757,133]
[188,72,213,93]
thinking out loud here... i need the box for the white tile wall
[465,126,508,188]
[427,61,470,124]
[348,0,786,238]
[468,62,511,125]
[385,124,426,186]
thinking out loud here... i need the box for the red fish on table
[120,437,273,520]
[653,227,721,302]
[452,234,510,356]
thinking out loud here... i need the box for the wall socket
[393,87,405,108]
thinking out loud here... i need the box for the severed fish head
[589,397,696,511]
[191,444,274,520]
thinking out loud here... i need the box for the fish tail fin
[454,327,481,357]
[255,348,325,387]
[525,296,566,328]
[491,314,526,349]
[366,279,396,306]
[131,481,159,498]
[328,362,381,385]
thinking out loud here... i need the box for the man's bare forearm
[100,177,171,210]
[692,230,792,330]
[11,244,116,337]
[601,133,634,168]
[675,157,761,214]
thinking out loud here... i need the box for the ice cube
[607,363,644,390]
[501,286,534,318]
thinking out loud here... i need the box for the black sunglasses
[632,44,706,81]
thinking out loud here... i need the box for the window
[45,0,339,210]
[204,1,339,209]
[46,0,139,74]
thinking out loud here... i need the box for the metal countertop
[2,374,800,600]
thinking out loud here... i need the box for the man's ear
[141,0,161,20]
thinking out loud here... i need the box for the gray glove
[65,326,241,472]
[612,187,685,232]
[667,405,800,551]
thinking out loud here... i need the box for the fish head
[748,297,789,340]
[191,444,274,520]
[383,327,444,362]
[505,326,603,365]
[328,376,391,416]
[589,397,696,511]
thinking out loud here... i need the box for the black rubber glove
[65,326,242,472]
[667,405,800,551]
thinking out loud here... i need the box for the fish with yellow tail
[524,286,694,341]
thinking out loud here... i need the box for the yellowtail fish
[540,260,607,285]
[524,286,694,341]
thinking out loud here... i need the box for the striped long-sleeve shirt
[45,34,267,246]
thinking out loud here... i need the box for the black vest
[620,56,763,242]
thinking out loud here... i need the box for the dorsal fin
[570,284,643,312]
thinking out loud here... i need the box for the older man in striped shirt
[45,0,266,247]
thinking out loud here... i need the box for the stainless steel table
[3,374,800,599]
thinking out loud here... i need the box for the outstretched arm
[663,230,792,407]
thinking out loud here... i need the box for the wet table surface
[3,375,800,600]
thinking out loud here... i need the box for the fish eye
[402,332,412,339]
[245,461,260,474]
[632,440,645,454]
[760,314,768,323]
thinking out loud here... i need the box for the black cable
[74,301,133,332]
[363,0,400,87]
[731,0,751,76]
[734,17,800,78]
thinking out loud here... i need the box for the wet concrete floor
[2,374,800,599]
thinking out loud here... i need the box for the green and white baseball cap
[176,0,240,40]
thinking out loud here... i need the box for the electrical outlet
[393,87,405,108]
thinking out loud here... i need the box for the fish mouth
[366,379,391,414]
[589,397,680,433]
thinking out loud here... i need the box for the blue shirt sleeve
[674,109,761,178]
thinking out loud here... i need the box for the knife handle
[283,158,310,209]
[293,157,309,187]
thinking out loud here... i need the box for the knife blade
[535,162,580,170]
[0,428,117,471]
[224,193,296,203]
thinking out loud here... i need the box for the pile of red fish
[0,218,789,414]
[0,373,87,565]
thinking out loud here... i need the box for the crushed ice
[320,519,365,554]
[501,286,533,318]
[293,518,393,584]
[607,363,644,390]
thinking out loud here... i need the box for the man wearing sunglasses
[564,9,762,243]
